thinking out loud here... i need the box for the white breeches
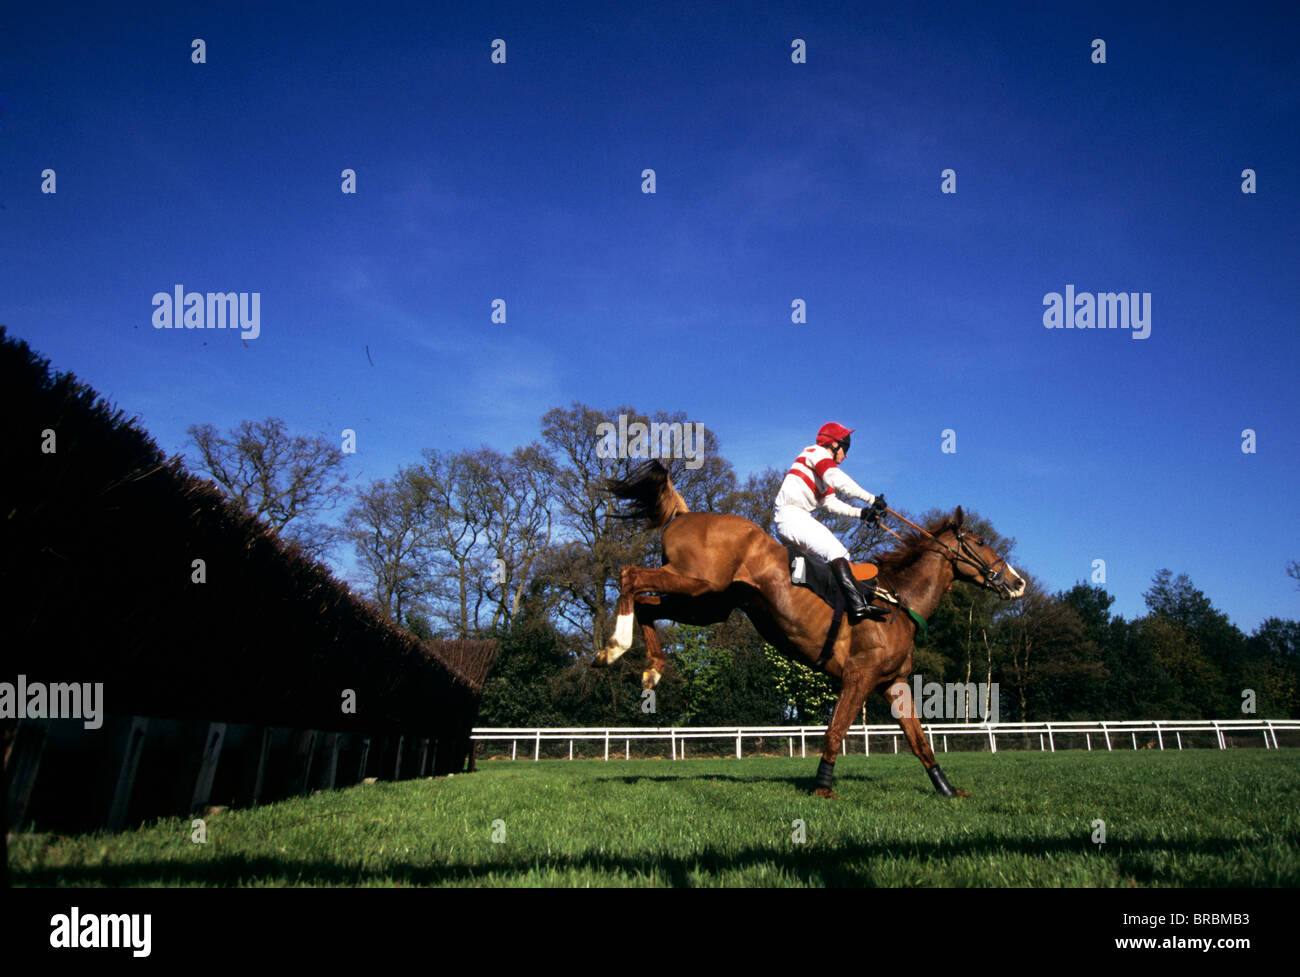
[773,505,849,563]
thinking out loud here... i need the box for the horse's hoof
[641,669,661,690]
[813,787,838,799]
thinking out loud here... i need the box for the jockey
[774,422,887,623]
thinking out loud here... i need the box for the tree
[1059,583,1114,650]
[1102,616,1177,719]
[1139,615,1227,717]
[721,467,784,534]
[344,465,439,626]
[476,606,570,728]
[1143,569,1246,678]
[418,449,494,637]
[187,417,351,559]
[992,574,1106,720]
[534,403,647,650]
[1144,569,1214,628]
[1243,618,1300,718]
[1248,618,1300,661]
[765,644,838,724]
[477,443,554,632]
[345,447,553,639]
[664,623,786,726]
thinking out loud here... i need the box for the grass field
[10,749,1300,887]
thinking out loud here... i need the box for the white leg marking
[604,611,635,662]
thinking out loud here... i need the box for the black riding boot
[831,558,875,624]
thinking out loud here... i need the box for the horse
[593,461,1026,798]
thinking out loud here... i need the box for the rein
[874,506,1012,598]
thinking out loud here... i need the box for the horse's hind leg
[594,577,637,667]
[882,679,967,798]
[597,566,719,666]
[636,602,668,690]
[634,590,735,690]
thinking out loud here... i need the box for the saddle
[784,543,897,612]
[784,543,899,671]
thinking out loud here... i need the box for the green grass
[10,749,1300,887]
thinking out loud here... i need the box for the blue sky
[5,1,1297,633]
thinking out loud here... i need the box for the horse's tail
[605,460,690,530]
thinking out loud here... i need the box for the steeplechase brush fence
[0,328,499,854]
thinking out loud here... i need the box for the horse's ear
[955,505,964,527]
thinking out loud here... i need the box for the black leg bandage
[927,765,958,797]
[815,758,835,790]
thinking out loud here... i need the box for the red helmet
[816,422,854,448]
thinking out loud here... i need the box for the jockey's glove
[860,506,879,523]
[872,495,887,513]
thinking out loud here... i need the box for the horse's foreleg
[814,664,872,799]
[883,679,967,798]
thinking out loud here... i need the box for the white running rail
[471,719,1300,760]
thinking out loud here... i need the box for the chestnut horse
[594,461,1025,798]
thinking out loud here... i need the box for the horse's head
[936,506,1026,599]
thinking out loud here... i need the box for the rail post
[107,716,150,831]
[189,722,227,812]
[5,720,49,833]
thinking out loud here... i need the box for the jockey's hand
[860,506,879,524]
[872,495,887,513]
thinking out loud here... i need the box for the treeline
[189,402,1300,727]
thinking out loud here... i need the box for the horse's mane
[872,511,959,576]
[606,460,691,529]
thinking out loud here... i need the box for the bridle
[876,508,1015,598]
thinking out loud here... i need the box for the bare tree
[420,449,493,638]
[345,446,555,639]
[344,466,438,625]
[187,417,351,559]
[536,403,645,651]
[722,467,784,534]
[478,443,554,631]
